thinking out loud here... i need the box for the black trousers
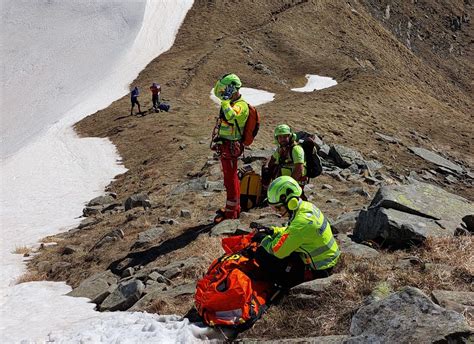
[254,247,332,289]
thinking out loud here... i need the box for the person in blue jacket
[130,86,141,115]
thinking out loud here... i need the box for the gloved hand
[220,99,231,109]
[251,231,269,243]
[250,222,274,235]
[222,84,235,100]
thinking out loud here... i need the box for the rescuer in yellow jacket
[254,176,340,288]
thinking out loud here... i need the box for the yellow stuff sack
[240,172,262,211]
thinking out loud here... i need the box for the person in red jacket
[150,82,161,111]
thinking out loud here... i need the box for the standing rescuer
[253,175,340,288]
[211,73,249,224]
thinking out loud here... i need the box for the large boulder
[100,279,145,311]
[131,226,165,249]
[432,290,474,317]
[347,287,473,343]
[124,193,151,211]
[354,180,474,245]
[67,270,118,304]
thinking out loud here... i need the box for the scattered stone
[87,194,116,206]
[62,245,80,255]
[318,144,331,158]
[409,147,464,174]
[155,257,201,278]
[322,184,333,190]
[290,274,341,298]
[179,144,186,150]
[211,219,250,236]
[241,149,273,164]
[51,262,72,273]
[329,144,365,168]
[92,228,124,250]
[326,199,342,205]
[82,205,103,217]
[363,176,379,185]
[132,227,165,249]
[347,187,370,198]
[77,217,100,230]
[355,181,474,246]
[180,209,192,218]
[331,211,360,234]
[375,132,400,144]
[37,261,52,273]
[347,287,473,343]
[432,290,474,317]
[68,270,118,304]
[325,170,346,182]
[130,282,196,311]
[124,193,151,211]
[100,279,145,311]
[160,218,179,225]
[121,267,134,278]
[336,234,379,258]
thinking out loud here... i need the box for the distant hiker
[262,124,307,196]
[211,73,250,224]
[253,176,340,288]
[150,82,161,111]
[130,86,141,115]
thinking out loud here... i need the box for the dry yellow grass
[15,271,47,284]
[246,236,474,339]
[12,246,32,255]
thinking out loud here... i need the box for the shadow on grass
[108,223,214,275]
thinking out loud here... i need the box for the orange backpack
[237,104,261,147]
[194,235,272,329]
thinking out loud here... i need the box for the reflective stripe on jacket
[261,200,340,270]
[218,98,249,141]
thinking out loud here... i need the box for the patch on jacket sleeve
[273,233,289,253]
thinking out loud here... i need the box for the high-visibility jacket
[218,97,249,141]
[272,143,307,177]
[261,200,340,270]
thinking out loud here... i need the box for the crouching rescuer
[211,73,250,224]
[254,176,340,288]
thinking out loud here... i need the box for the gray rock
[347,187,370,198]
[205,180,225,192]
[124,193,151,211]
[326,199,342,205]
[100,279,145,311]
[68,270,118,304]
[365,159,384,172]
[130,282,196,311]
[82,205,103,217]
[211,219,250,236]
[180,209,192,218]
[354,181,474,245]
[121,267,134,278]
[51,262,72,273]
[87,194,116,206]
[432,290,474,317]
[62,245,80,255]
[329,144,365,168]
[290,274,341,297]
[347,287,473,343]
[77,217,100,230]
[375,132,400,144]
[240,335,349,343]
[409,147,464,174]
[337,234,379,258]
[155,257,201,278]
[331,211,360,234]
[241,149,273,163]
[132,227,164,249]
[318,144,331,158]
[92,228,124,250]
[37,261,52,273]
[445,175,459,184]
[322,184,334,190]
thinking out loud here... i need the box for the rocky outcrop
[354,180,474,246]
[347,287,473,343]
[67,270,118,304]
[210,219,251,236]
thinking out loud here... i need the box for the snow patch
[291,74,337,92]
[210,87,275,106]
